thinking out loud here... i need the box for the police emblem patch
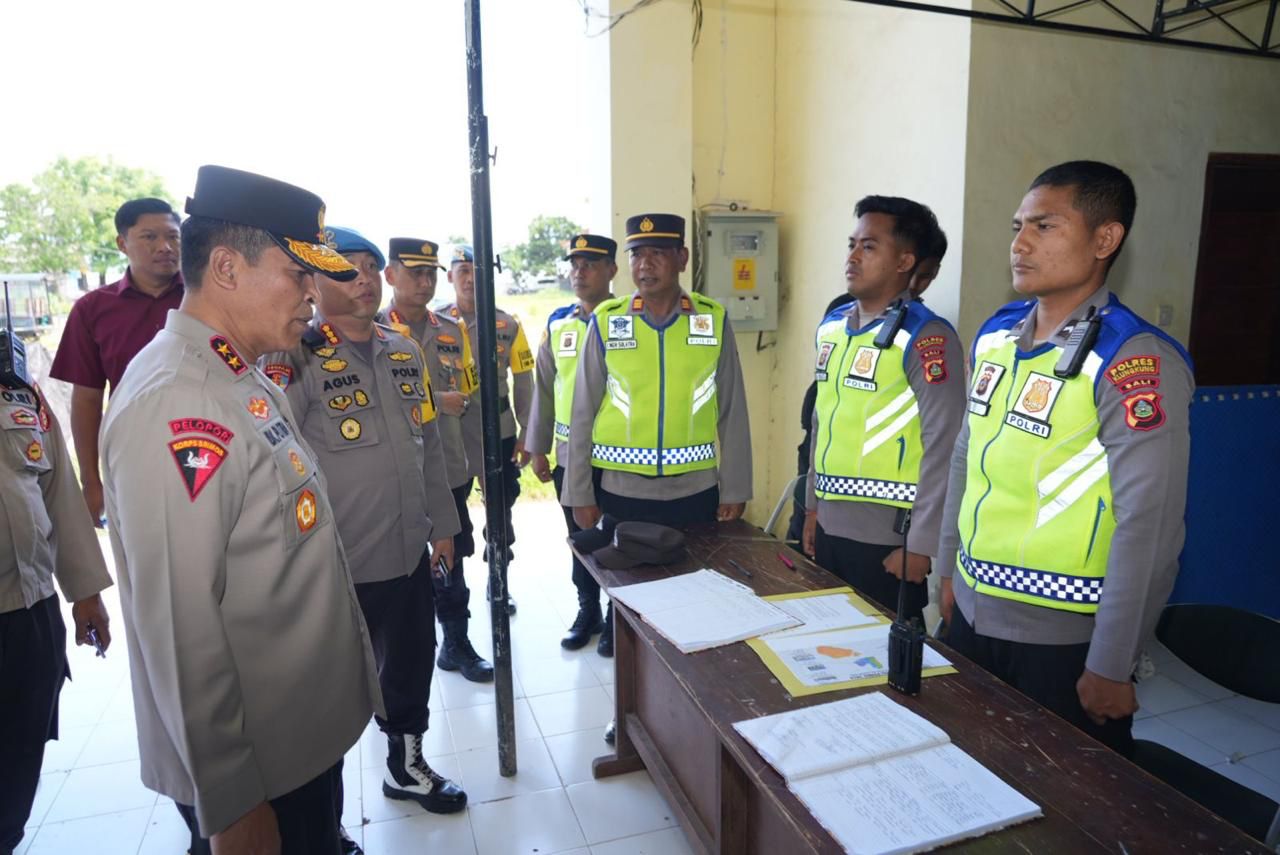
[689,314,715,336]
[247,397,270,421]
[296,489,317,532]
[843,346,881,391]
[1022,379,1052,413]
[1123,391,1165,431]
[26,440,43,462]
[816,342,835,372]
[288,449,306,476]
[321,359,348,373]
[608,316,634,340]
[399,382,416,398]
[263,363,293,390]
[1006,372,1065,437]
[312,346,336,358]
[558,329,578,355]
[354,390,370,407]
[924,357,947,384]
[388,351,413,362]
[410,404,422,427]
[339,418,362,441]
[168,437,227,501]
[328,395,353,412]
[967,361,1006,416]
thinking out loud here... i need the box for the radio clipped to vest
[0,280,41,418]
[1054,306,1101,379]
[887,508,925,696]
[873,299,909,350]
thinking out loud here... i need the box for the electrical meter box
[701,211,780,332]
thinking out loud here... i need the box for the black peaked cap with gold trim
[184,165,357,281]
[563,233,617,261]
[624,213,685,250]
[389,237,445,270]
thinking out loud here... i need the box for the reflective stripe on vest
[590,295,724,476]
[549,308,589,443]
[811,303,943,510]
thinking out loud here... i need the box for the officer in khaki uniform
[562,214,753,667]
[265,227,466,820]
[102,166,382,855]
[440,244,534,616]
[1,381,113,855]
[527,233,616,653]
[937,161,1194,757]
[381,238,493,683]
[801,196,964,624]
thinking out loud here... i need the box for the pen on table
[726,558,753,579]
[777,552,796,572]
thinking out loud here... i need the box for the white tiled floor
[16,499,1280,853]
[17,500,691,855]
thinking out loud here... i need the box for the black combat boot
[437,618,495,683]
[596,602,614,658]
[561,598,604,650]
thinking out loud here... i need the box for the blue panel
[1173,385,1280,619]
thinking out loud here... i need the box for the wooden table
[576,519,1266,854]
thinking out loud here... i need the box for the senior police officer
[1,382,113,855]
[562,214,753,658]
[264,227,467,818]
[440,244,534,616]
[801,197,964,623]
[527,234,617,652]
[381,238,493,682]
[937,161,1194,756]
[101,166,382,854]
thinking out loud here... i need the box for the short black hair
[180,216,274,287]
[920,207,948,264]
[853,195,934,269]
[115,198,178,236]
[1029,160,1136,267]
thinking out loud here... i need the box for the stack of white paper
[607,569,801,653]
[734,693,1042,854]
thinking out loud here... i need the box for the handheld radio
[887,508,925,695]
[1,280,31,389]
[1054,306,1101,379]
[873,299,909,350]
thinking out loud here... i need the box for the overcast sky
[1,0,606,252]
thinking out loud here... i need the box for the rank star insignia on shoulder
[209,336,248,375]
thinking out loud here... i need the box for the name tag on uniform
[1005,372,1064,438]
[967,361,1006,416]
[842,346,880,391]
[686,337,718,346]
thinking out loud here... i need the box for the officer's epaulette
[426,308,441,327]
[547,303,577,329]
[689,292,721,311]
[300,327,326,348]
[373,321,401,340]
[595,295,627,315]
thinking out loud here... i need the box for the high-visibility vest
[546,303,590,443]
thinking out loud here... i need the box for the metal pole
[464,0,517,777]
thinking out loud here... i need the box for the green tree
[0,156,171,282]
[504,215,582,279]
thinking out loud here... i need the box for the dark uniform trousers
[179,762,344,855]
[597,482,719,528]
[357,546,437,736]
[0,595,67,854]
[813,524,928,624]
[947,608,1135,758]
[436,479,477,623]
[553,465,601,603]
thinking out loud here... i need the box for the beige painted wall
[960,26,1280,345]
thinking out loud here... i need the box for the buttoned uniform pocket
[1,403,51,475]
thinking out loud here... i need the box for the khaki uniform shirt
[438,303,534,479]
[380,302,475,490]
[1,383,112,613]
[263,318,460,585]
[102,310,381,836]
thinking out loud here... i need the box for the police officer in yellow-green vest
[937,161,1194,757]
[801,197,964,624]
[561,213,753,640]
[528,234,617,653]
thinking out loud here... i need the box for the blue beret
[450,244,475,265]
[324,226,385,270]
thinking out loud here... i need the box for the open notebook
[734,692,1042,854]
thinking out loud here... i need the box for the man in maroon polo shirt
[50,198,184,523]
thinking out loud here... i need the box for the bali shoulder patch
[1106,355,1161,391]
[923,356,948,384]
[169,437,228,501]
[1123,391,1166,431]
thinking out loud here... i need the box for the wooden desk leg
[717,743,750,855]
[593,606,645,778]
